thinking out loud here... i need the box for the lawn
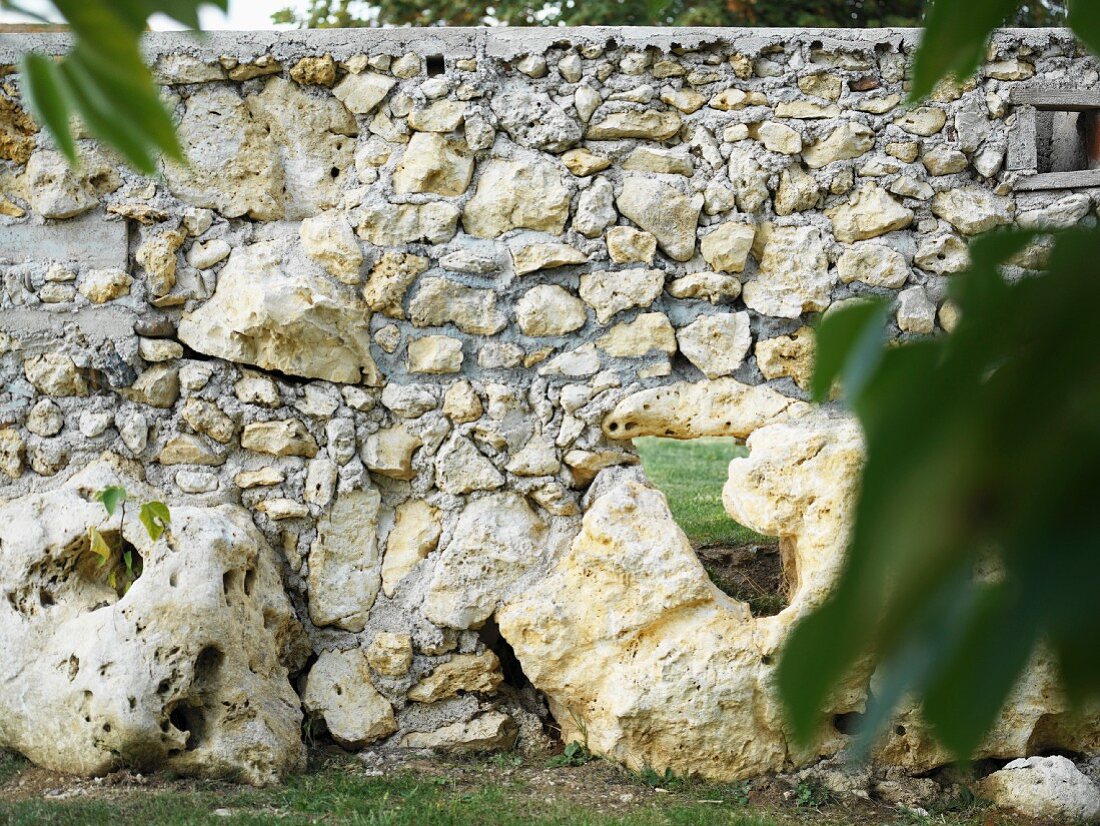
[0,750,1014,826]
[634,436,771,548]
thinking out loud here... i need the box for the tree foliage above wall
[272,0,1068,29]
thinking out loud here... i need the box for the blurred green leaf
[810,300,890,404]
[910,0,1018,100]
[781,224,1100,756]
[95,485,127,517]
[20,53,76,165]
[17,0,227,174]
[139,501,171,542]
[1069,0,1100,57]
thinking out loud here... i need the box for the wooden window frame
[1009,89,1100,191]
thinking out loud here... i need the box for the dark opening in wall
[425,54,445,76]
[1010,88,1100,190]
[633,437,789,617]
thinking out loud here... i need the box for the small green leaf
[909,0,1018,101]
[20,53,77,166]
[810,300,890,404]
[139,501,171,542]
[95,486,128,516]
[88,526,112,563]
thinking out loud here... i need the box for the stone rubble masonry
[1,26,1097,788]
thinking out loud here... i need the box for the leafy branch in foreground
[781,228,1100,757]
[89,485,171,595]
[5,0,227,174]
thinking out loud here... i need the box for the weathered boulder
[0,458,308,786]
[178,238,381,385]
[499,407,865,780]
[980,756,1100,822]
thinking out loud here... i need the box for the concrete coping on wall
[0,26,1082,65]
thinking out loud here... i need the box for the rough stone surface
[3,27,1097,786]
[980,757,1100,822]
[0,459,307,785]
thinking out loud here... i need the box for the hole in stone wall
[634,436,789,617]
[833,711,865,736]
[426,54,445,76]
[479,617,528,690]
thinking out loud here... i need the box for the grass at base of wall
[634,437,773,548]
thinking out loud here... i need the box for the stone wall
[1,26,1098,785]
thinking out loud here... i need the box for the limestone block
[837,244,910,289]
[659,88,706,114]
[303,649,396,748]
[774,165,821,216]
[623,146,694,176]
[158,435,225,466]
[0,429,24,479]
[27,150,117,219]
[308,490,382,632]
[491,85,582,152]
[499,411,862,781]
[668,272,742,304]
[300,211,363,283]
[178,239,381,385]
[362,252,429,319]
[579,268,665,324]
[0,459,308,785]
[606,227,657,264]
[136,230,185,298]
[574,177,618,238]
[755,327,815,389]
[586,110,681,140]
[443,381,483,424]
[727,147,770,213]
[512,242,588,275]
[915,235,970,274]
[434,436,505,496]
[798,73,843,100]
[562,148,611,176]
[506,433,561,476]
[677,313,752,378]
[79,269,132,304]
[0,90,36,163]
[25,400,63,438]
[382,500,442,597]
[516,285,588,336]
[775,100,839,119]
[616,177,700,261]
[754,121,802,155]
[922,146,968,176]
[710,88,768,110]
[333,72,395,114]
[23,353,87,397]
[700,223,755,273]
[162,85,283,220]
[122,365,180,409]
[980,756,1100,822]
[827,185,914,243]
[463,158,571,238]
[400,711,518,752]
[408,335,464,374]
[241,419,318,458]
[408,100,466,132]
[894,107,947,136]
[931,187,1014,236]
[802,122,876,169]
[364,425,422,480]
[424,492,554,629]
[367,632,414,677]
[393,132,474,196]
[408,277,507,335]
[743,226,834,318]
[357,201,460,246]
[596,313,677,358]
[408,651,504,703]
[896,286,936,334]
[603,378,807,441]
[245,77,357,220]
[290,55,336,86]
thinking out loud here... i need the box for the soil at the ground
[0,745,1061,826]
[697,541,789,616]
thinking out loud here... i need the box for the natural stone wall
[1,26,1098,784]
